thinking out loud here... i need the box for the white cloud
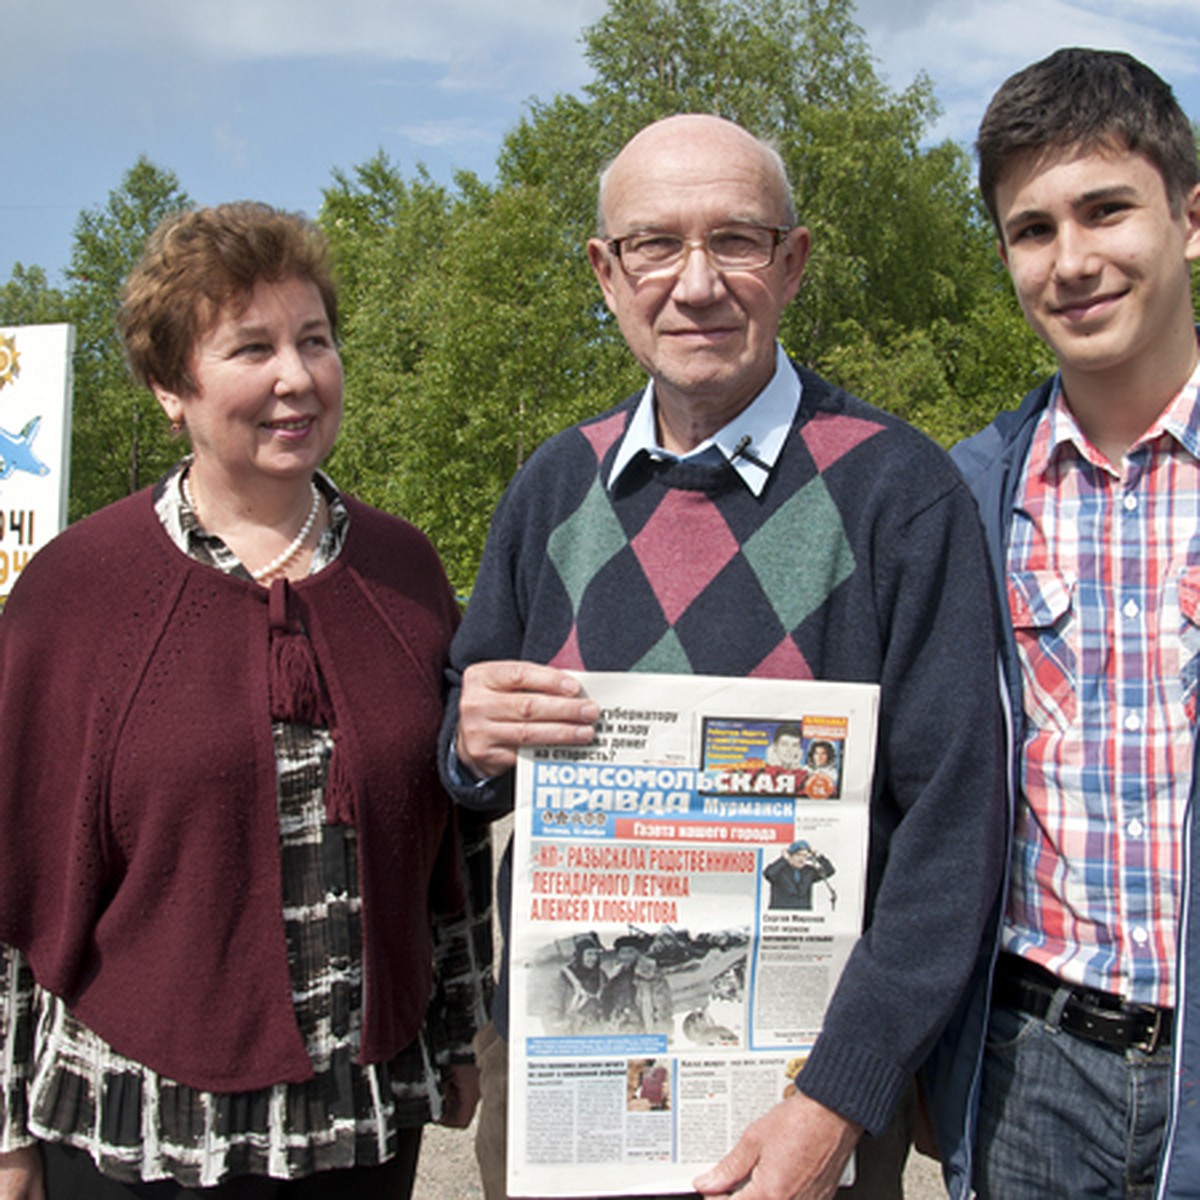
[857,0,1200,141]
[854,0,959,33]
[173,0,603,62]
[395,115,502,150]
[12,0,1198,127]
[211,121,250,169]
[5,0,607,97]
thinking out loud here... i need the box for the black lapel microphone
[731,434,770,471]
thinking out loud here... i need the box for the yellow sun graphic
[0,333,19,393]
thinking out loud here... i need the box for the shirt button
[1123,599,1140,619]
[1132,926,1150,946]
[1125,712,1142,732]
[1123,493,1138,512]
[1129,819,1145,838]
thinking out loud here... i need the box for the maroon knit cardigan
[0,488,462,1092]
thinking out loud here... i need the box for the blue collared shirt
[606,343,801,497]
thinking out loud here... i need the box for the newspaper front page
[508,672,880,1197]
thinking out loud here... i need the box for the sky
[4,0,1200,287]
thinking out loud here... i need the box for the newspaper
[507,671,880,1197]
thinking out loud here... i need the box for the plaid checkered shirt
[1003,367,1200,1007]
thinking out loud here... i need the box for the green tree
[324,0,1045,585]
[0,264,68,328]
[393,183,638,589]
[319,143,634,588]
[64,156,191,520]
[321,155,637,589]
[321,154,455,513]
[503,0,998,355]
[821,293,1055,449]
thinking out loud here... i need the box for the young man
[443,113,1005,1200]
[953,47,1200,1198]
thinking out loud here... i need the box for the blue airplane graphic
[0,417,50,480]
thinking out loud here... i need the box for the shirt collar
[1036,382,1107,476]
[1038,354,1200,477]
[155,458,349,575]
[606,343,800,497]
[1157,357,1200,461]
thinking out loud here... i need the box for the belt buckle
[1133,1005,1164,1054]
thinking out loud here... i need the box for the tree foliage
[0,265,68,328]
[322,155,639,588]
[319,0,1025,588]
[64,156,192,519]
[389,182,637,584]
[2,0,1052,588]
[321,154,455,511]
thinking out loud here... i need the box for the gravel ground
[412,1116,950,1199]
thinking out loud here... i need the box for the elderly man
[441,114,1005,1200]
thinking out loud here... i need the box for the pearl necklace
[183,471,322,582]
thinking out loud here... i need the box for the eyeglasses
[605,224,791,278]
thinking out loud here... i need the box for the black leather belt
[993,953,1173,1054]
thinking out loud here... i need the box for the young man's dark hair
[976,47,1199,232]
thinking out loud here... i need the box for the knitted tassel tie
[324,736,358,826]
[267,579,357,825]
[267,579,327,726]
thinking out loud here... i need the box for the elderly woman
[0,203,489,1199]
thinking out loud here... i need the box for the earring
[170,418,184,434]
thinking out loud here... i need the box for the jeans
[975,999,1172,1199]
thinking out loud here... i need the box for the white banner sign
[0,323,74,601]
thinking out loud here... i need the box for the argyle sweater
[442,360,1006,1137]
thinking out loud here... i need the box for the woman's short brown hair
[119,201,338,396]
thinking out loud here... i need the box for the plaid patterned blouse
[0,464,491,1186]
[1004,374,1200,1007]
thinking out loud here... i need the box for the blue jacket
[950,379,1200,1199]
